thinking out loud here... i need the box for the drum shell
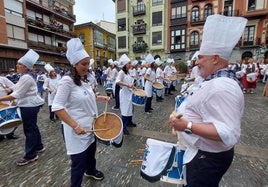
[246,73,257,83]
[132,89,147,106]
[105,83,113,93]
[0,105,22,135]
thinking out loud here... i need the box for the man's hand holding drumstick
[169,111,189,132]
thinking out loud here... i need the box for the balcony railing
[132,42,148,53]
[133,4,146,16]
[27,17,76,38]
[219,9,240,17]
[132,23,146,35]
[26,0,76,22]
[28,40,66,55]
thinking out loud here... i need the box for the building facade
[75,22,116,67]
[114,0,268,63]
[0,0,76,72]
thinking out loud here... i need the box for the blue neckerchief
[204,69,243,90]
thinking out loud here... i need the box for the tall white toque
[199,14,248,60]
[66,38,89,66]
[118,54,130,68]
[18,49,39,69]
[44,64,54,74]
[145,53,154,64]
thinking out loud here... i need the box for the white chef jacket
[52,76,97,155]
[176,77,244,164]
[43,75,61,106]
[144,68,156,97]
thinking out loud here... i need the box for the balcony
[133,4,146,16]
[132,41,148,53]
[190,13,214,25]
[132,23,146,35]
[242,38,261,48]
[27,17,76,38]
[26,0,76,22]
[28,40,67,55]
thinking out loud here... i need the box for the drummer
[0,74,18,141]
[155,57,164,102]
[144,54,156,114]
[87,58,98,93]
[52,38,110,186]
[106,59,116,97]
[139,60,148,90]
[115,54,136,135]
[163,58,174,96]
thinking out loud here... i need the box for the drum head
[153,82,164,89]
[0,120,22,130]
[0,103,9,109]
[0,127,15,135]
[134,89,147,97]
[94,112,122,141]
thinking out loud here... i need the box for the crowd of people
[0,14,267,187]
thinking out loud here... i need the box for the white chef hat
[108,59,114,65]
[118,54,130,67]
[89,58,94,67]
[18,49,39,69]
[141,60,147,66]
[44,64,54,74]
[145,54,155,64]
[132,60,138,66]
[167,58,173,64]
[199,14,247,60]
[113,61,119,67]
[155,58,163,66]
[66,38,89,66]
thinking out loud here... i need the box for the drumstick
[86,128,111,132]
[103,101,108,122]
[161,112,183,129]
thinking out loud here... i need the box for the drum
[152,82,164,93]
[246,73,257,83]
[105,83,113,94]
[141,138,177,182]
[170,74,177,81]
[132,89,147,106]
[93,112,123,147]
[236,70,244,79]
[160,147,185,184]
[163,80,171,88]
[0,103,22,135]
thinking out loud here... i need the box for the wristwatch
[184,121,193,134]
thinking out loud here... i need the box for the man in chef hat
[169,14,247,186]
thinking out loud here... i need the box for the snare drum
[152,82,164,93]
[160,147,185,184]
[132,89,147,106]
[246,73,257,83]
[93,112,123,147]
[236,70,244,79]
[163,80,171,88]
[0,104,22,135]
[105,83,113,94]
[141,138,177,182]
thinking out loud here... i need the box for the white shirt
[177,77,244,164]
[11,74,44,107]
[0,76,15,105]
[43,75,61,106]
[52,76,97,155]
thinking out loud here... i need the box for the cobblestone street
[0,82,267,187]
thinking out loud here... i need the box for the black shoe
[84,170,104,180]
[123,129,130,135]
[156,99,163,102]
[127,123,137,127]
[149,108,154,111]
[112,106,119,111]
[0,136,4,142]
[169,93,173,95]
[6,134,19,139]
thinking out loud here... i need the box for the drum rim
[0,127,15,135]
[93,112,123,141]
[133,89,147,96]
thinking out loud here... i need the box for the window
[204,4,212,20]
[152,0,162,6]
[192,7,199,22]
[152,31,162,45]
[248,0,265,11]
[94,30,105,48]
[79,33,85,44]
[171,6,186,19]
[117,0,126,13]
[7,24,25,40]
[243,26,255,46]
[118,36,126,49]
[171,28,186,50]
[4,0,23,17]
[190,31,199,46]
[152,11,162,26]
[118,18,126,31]
[223,0,233,16]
